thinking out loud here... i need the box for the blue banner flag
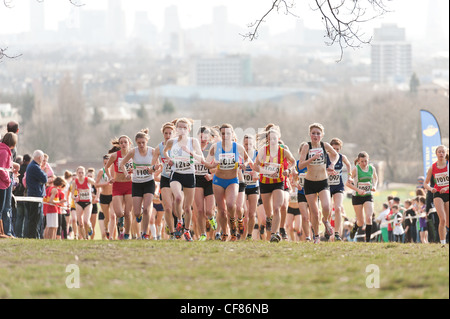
[420,110,442,178]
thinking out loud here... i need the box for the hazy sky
[0,0,449,40]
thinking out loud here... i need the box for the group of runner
[42,119,449,245]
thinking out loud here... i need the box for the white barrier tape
[14,196,70,210]
[13,196,43,203]
[355,230,381,240]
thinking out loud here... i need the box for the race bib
[174,157,192,171]
[357,182,372,193]
[243,172,258,186]
[78,189,91,201]
[309,148,325,165]
[161,158,172,175]
[328,174,341,186]
[435,172,449,188]
[298,173,306,188]
[261,162,281,179]
[219,153,237,170]
[118,158,133,174]
[195,162,209,176]
[134,164,152,182]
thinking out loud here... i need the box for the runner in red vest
[424,145,449,245]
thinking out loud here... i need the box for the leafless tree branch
[244,0,391,62]
[240,0,298,41]
[0,47,22,63]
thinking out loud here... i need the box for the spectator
[13,154,31,238]
[416,176,425,190]
[403,199,417,243]
[0,132,18,238]
[376,202,390,243]
[417,196,429,244]
[1,122,20,237]
[41,154,54,179]
[392,205,405,243]
[24,150,48,239]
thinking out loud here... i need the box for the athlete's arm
[119,149,135,178]
[346,167,364,195]
[163,140,174,166]
[238,144,252,170]
[150,148,162,173]
[371,166,378,192]
[202,143,218,169]
[324,142,338,173]
[424,166,436,193]
[104,152,117,182]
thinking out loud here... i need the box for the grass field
[0,239,448,299]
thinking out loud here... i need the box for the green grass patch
[0,240,448,299]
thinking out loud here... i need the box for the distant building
[193,55,253,87]
[371,24,412,84]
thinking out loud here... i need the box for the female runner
[298,123,339,244]
[203,124,251,241]
[163,118,204,242]
[253,126,296,243]
[346,152,378,242]
[424,145,449,245]
[104,136,134,240]
[120,129,161,239]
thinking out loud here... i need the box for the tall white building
[371,24,412,84]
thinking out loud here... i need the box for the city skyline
[0,0,448,43]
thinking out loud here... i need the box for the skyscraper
[371,24,412,84]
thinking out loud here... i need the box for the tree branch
[241,0,298,41]
[244,0,391,62]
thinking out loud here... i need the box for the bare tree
[0,47,21,62]
[242,0,391,61]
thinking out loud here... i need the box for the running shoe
[238,218,244,235]
[280,228,288,240]
[136,213,143,223]
[184,230,193,242]
[314,236,320,244]
[88,225,93,237]
[230,218,237,235]
[323,221,334,238]
[335,233,343,241]
[176,220,184,233]
[230,234,237,242]
[174,229,182,239]
[141,233,150,240]
[215,232,221,240]
[118,216,124,228]
[221,233,228,242]
[270,233,281,243]
[209,217,218,231]
[199,234,207,241]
